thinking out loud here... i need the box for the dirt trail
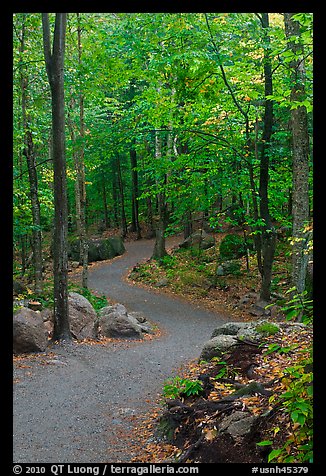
[13,237,229,463]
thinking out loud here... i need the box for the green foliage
[159,255,177,269]
[68,284,108,312]
[267,355,313,463]
[217,259,242,276]
[14,280,108,313]
[13,12,313,332]
[255,322,279,336]
[281,288,313,324]
[163,376,203,399]
[211,359,238,380]
[219,234,249,260]
[264,343,298,356]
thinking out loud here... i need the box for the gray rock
[108,236,126,256]
[128,312,154,334]
[211,322,248,338]
[200,335,237,361]
[128,311,147,324]
[68,236,125,263]
[13,307,48,354]
[219,411,257,438]
[238,296,251,305]
[98,310,143,339]
[98,303,128,317]
[68,292,97,339]
[236,320,280,342]
[40,308,54,323]
[96,304,145,338]
[156,278,168,287]
[40,309,54,339]
[179,230,215,250]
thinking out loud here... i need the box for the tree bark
[152,131,168,261]
[42,13,71,340]
[112,170,119,227]
[130,143,142,239]
[76,13,88,289]
[102,174,109,229]
[258,13,276,302]
[284,13,311,299]
[116,154,127,238]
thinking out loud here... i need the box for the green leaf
[268,449,282,462]
[257,440,273,446]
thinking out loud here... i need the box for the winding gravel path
[13,237,229,463]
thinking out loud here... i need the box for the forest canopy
[13,12,313,308]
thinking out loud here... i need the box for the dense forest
[13,13,313,465]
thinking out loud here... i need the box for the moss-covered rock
[68,236,125,263]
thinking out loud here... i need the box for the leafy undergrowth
[128,228,292,321]
[125,230,313,463]
[130,325,313,464]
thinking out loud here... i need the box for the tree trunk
[102,174,109,229]
[258,13,276,302]
[183,210,193,239]
[284,13,311,300]
[146,196,155,238]
[112,171,119,227]
[130,144,142,239]
[152,131,168,261]
[19,16,43,294]
[116,154,127,238]
[42,13,71,341]
[144,140,155,238]
[76,13,88,289]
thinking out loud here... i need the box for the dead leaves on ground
[129,324,312,463]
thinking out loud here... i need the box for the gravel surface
[13,237,229,463]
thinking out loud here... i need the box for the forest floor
[120,228,313,464]
[13,229,313,464]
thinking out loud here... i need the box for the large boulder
[68,236,125,263]
[68,292,97,339]
[13,307,48,354]
[210,319,281,345]
[200,335,238,361]
[236,320,280,343]
[179,230,215,251]
[211,322,248,338]
[96,304,153,339]
[201,320,282,361]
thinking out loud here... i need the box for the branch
[204,13,248,119]
[13,59,46,74]
[13,20,24,45]
[184,128,251,166]
[189,71,219,93]
[254,13,263,26]
[14,158,53,181]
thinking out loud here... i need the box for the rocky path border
[13,237,229,463]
